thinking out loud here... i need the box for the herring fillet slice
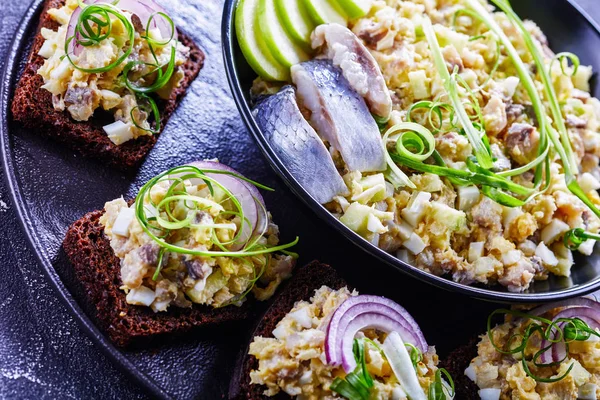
[291,59,386,173]
[312,23,392,120]
[253,86,349,204]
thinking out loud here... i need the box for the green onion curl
[135,165,297,259]
[486,308,599,383]
[64,3,136,73]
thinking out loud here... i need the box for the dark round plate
[4,1,503,398]
[0,0,308,398]
[222,0,600,302]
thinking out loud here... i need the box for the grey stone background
[0,0,596,399]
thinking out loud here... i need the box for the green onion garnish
[564,228,600,250]
[428,368,455,400]
[423,16,494,170]
[64,3,136,74]
[462,0,600,247]
[131,93,161,134]
[487,309,600,383]
[134,165,298,277]
[405,342,423,371]
[64,2,182,134]
[330,338,374,400]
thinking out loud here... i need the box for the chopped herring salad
[38,0,190,144]
[249,286,454,400]
[100,163,297,312]
[244,0,600,293]
[467,298,600,399]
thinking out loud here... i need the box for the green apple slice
[274,0,315,50]
[236,0,289,81]
[303,0,348,26]
[258,0,310,67]
[334,0,373,19]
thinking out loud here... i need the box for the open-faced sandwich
[230,261,454,400]
[63,161,297,346]
[443,297,600,399]
[240,0,600,292]
[12,0,204,169]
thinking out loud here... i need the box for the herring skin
[253,86,349,204]
[312,23,393,120]
[291,60,387,173]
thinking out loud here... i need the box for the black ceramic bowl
[222,0,600,303]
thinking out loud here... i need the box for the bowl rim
[221,0,600,303]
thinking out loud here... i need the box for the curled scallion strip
[131,93,161,134]
[407,101,457,134]
[65,2,181,135]
[550,52,580,77]
[387,123,436,162]
[64,3,136,74]
[125,12,178,94]
[428,368,455,400]
[564,228,600,250]
[143,11,176,47]
[487,309,600,383]
[124,45,177,94]
[404,342,423,371]
[382,125,416,189]
[135,165,298,260]
[385,122,537,202]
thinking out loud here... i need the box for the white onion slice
[382,332,427,400]
[188,161,266,250]
[324,295,427,373]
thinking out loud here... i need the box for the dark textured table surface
[0,0,597,399]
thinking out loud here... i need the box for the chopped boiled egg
[541,219,570,245]
[535,242,559,267]
[125,286,156,307]
[103,120,134,145]
[401,191,431,227]
[402,233,426,255]
[469,242,485,262]
[112,207,135,237]
[457,186,480,211]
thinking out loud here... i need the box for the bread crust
[62,208,249,347]
[11,0,204,170]
[228,261,348,400]
[439,338,481,400]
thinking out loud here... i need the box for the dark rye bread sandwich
[439,339,480,400]
[11,0,204,170]
[63,208,249,347]
[229,261,347,400]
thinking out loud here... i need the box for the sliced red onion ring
[527,297,600,318]
[67,0,176,57]
[188,161,267,251]
[534,304,600,364]
[340,313,420,373]
[324,295,427,372]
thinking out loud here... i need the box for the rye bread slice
[439,338,480,400]
[11,0,204,170]
[63,208,249,347]
[229,261,348,400]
